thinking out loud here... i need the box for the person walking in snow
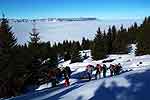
[62,68,70,86]
[109,64,115,76]
[86,65,93,81]
[48,70,57,87]
[114,64,118,75]
[64,73,70,86]
[95,64,102,79]
[65,66,72,78]
[116,63,122,75]
[102,64,107,78]
[55,68,62,83]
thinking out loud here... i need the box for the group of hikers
[48,63,122,88]
[48,66,71,87]
[86,63,122,80]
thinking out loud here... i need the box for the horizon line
[1,17,146,20]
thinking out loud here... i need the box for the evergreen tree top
[0,15,17,48]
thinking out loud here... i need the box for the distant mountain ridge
[0,17,97,23]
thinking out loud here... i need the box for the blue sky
[0,0,150,19]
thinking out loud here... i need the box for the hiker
[65,66,72,78]
[48,70,57,87]
[62,68,70,86]
[102,64,107,78]
[109,64,115,76]
[95,64,102,79]
[64,73,70,87]
[86,65,93,81]
[116,63,122,75]
[55,68,62,82]
[114,64,118,75]
[64,71,70,87]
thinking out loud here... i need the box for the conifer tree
[136,16,150,55]
[103,30,108,53]
[27,21,43,85]
[28,23,40,49]
[111,25,117,53]
[0,14,27,98]
[0,14,17,49]
[92,27,106,60]
[71,41,82,63]
[107,26,113,54]
[28,21,41,59]
[112,25,128,53]
[81,37,91,50]
[0,14,17,79]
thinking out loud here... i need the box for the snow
[80,50,92,57]
[5,44,150,100]
[128,44,137,56]
[36,83,52,91]
[58,60,71,68]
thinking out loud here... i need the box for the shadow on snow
[42,84,84,100]
[90,70,150,100]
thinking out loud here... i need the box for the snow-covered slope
[7,68,150,100]
[6,45,150,100]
